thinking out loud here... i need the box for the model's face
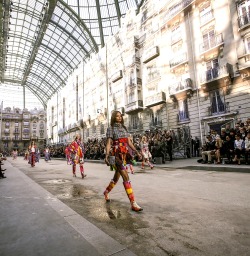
[115,112,122,123]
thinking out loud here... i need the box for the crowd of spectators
[37,129,177,164]
[200,118,250,165]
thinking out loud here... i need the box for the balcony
[125,100,143,114]
[200,10,214,26]
[170,52,188,69]
[125,78,142,91]
[12,137,21,141]
[2,136,11,141]
[31,136,38,140]
[207,102,230,116]
[145,92,166,107]
[238,12,250,30]
[13,130,19,134]
[111,70,123,83]
[200,34,224,60]
[199,64,233,86]
[142,46,160,63]
[150,120,163,129]
[127,55,140,67]
[164,0,194,23]
[169,78,193,98]
[22,136,30,140]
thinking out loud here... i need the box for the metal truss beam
[95,0,104,48]
[21,0,58,87]
[0,0,11,83]
[114,0,121,27]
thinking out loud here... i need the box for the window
[15,122,19,127]
[5,122,10,127]
[206,58,219,81]
[33,122,37,128]
[128,92,135,104]
[131,115,139,129]
[171,26,181,44]
[150,112,161,126]
[23,121,29,126]
[210,90,225,114]
[244,36,250,53]
[178,99,189,122]
[202,30,215,51]
[200,5,213,25]
[238,0,250,26]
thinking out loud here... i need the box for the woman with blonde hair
[140,135,154,169]
[104,111,143,212]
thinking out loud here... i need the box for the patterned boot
[80,164,86,179]
[123,181,143,212]
[103,180,116,202]
[72,164,76,177]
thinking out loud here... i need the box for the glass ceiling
[0,0,144,108]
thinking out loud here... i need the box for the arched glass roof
[0,0,144,108]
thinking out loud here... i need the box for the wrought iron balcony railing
[169,78,192,95]
[199,65,230,84]
[170,52,187,68]
[166,0,194,21]
[200,34,223,53]
[208,102,230,116]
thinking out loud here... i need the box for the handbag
[109,155,116,165]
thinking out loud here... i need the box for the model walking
[66,134,86,178]
[44,147,50,162]
[140,136,154,169]
[28,141,37,167]
[104,111,143,212]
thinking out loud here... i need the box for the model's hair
[75,133,81,140]
[110,111,127,131]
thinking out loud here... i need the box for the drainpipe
[187,12,203,144]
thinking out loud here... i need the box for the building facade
[47,0,250,144]
[0,107,47,154]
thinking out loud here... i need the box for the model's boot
[103,180,116,202]
[72,164,76,177]
[80,164,86,179]
[123,181,143,212]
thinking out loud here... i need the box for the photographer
[201,135,216,164]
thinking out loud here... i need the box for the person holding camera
[104,111,143,212]
[201,135,216,164]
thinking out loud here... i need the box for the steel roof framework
[0,0,144,108]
